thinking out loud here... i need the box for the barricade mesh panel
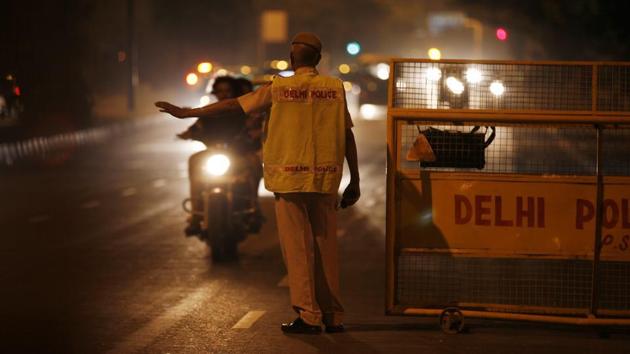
[397,253,630,312]
[397,253,593,311]
[598,65,630,112]
[599,261,630,310]
[393,62,592,111]
[400,122,630,176]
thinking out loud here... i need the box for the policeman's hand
[340,181,360,209]
[155,101,188,118]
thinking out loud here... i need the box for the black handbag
[418,126,496,169]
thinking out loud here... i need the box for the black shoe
[184,223,202,237]
[325,324,345,333]
[281,318,322,334]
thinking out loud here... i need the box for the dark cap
[291,32,322,53]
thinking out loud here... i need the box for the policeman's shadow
[397,170,449,249]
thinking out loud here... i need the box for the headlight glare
[203,154,230,176]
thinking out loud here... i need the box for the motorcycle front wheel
[204,193,238,261]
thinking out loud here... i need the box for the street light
[490,81,505,96]
[428,48,442,60]
[465,68,483,84]
[197,62,212,74]
[446,77,465,95]
[186,73,199,86]
[346,41,361,56]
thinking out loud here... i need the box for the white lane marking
[81,200,101,209]
[107,282,220,354]
[152,179,167,188]
[121,187,137,197]
[28,215,51,224]
[277,275,288,287]
[232,310,266,329]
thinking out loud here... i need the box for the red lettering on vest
[284,165,310,172]
[314,165,338,173]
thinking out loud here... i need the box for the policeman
[155,32,360,334]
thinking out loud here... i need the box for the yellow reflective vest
[263,72,346,193]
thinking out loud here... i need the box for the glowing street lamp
[465,68,483,84]
[186,73,199,86]
[446,77,465,95]
[428,48,442,61]
[197,62,212,74]
[490,81,505,96]
[346,41,361,56]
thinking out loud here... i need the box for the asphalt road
[1,115,629,353]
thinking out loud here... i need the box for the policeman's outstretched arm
[340,128,360,208]
[155,98,244,119]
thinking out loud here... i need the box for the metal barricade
[386,59,630,332]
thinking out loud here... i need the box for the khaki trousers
[274,192,344,326]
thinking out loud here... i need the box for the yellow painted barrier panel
[399,175,630,261]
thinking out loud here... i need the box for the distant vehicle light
[197,62,213,74]
[203,154,231,176]
[270,60,279,69]
[338,64,351,74]
[343,81,353,92]
[426,67,442,81]
[240,65,252,75]
[360,104,379,120]
[13,86,21,96]
[199,95,211,107]
[186,73,199,86]
[490,81,505,96]
[376,63,390,80]
[216,69,228,76]
[276,60,289,70]
[278,70,294,77]
[428,48,442,60]
[346,41,361,56]
[446,77,465,95]
[465,68,483,84]
[496,28,508,41]
[117,51,126,63]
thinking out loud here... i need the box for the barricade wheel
[439,307,465,334]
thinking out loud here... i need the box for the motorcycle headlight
[203,154,230,176]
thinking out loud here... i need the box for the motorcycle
[183,143,263,260]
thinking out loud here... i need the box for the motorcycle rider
[176,76,252,236]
